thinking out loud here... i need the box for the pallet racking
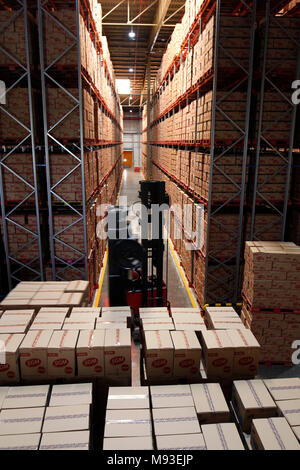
[143,0,300,306]
[0,0,123,300]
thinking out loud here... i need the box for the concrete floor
[97,167,300,380]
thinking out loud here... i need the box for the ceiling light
[116,79,131,94]
[129,96,132,100]
[129,68,134,73]
[130,109,133,113]
[128,29,135,39]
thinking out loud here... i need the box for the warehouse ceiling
[100,0,186,111]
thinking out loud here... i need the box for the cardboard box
[144,330,174,378]
[1,310,35,322]
[107,386,149,409]
[200,330,233,379]
[76,330,105,377]
[57,292,84,307]
[101,311,130,321]
[49,383,93,407]
[68,313,98,322]
[156,433,206,450]
[264,378,300,400]
[71,307,101,318]
[0,388,8,410]
[104,329,131,378]
[152,407,200,435]
[232,379,278,433]
[0,407,45,435]
[139,307,169,314]
[19,330,53,379]
[0,333,25,383]
[42,404,90,433]
[102,306,131,314]
[171,330,201,377]
[30,318,64,330]
[0,320,30,334]
[0,433,41,450]
[251,417,300,450]
[96,319,129,330]
[277,399,300,427]
[226,329,261,378]
[2,385,49,409]
[65,280,89,293]
[103,436,153,450]
[150,384,194,408]
[139,311,170,320]
[191,383,230,424]
[141,319,174,331]
[202,423,245,450]
[47,330,79,378]
[62,319,96,330]
[104,409,152,437]
[38,307,69,319]
[40,430,90,450]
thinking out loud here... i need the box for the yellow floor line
[168,238,199,308]
[93,248,108,307]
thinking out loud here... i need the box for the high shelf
[143,0,300,306]
[0,0,124,301]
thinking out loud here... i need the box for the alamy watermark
[292,340,300,365]
[95,196,205,251]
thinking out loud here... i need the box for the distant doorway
[123,151,133,168]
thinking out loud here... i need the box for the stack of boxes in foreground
[0,282,132,384]
[0,383,92,450]
[103,377,300,450]
[242,241,300,364]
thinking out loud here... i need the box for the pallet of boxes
[0,382,93,450]
[0,288,132,386]
[241,241,300,365]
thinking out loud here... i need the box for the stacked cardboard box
[103,386,153,450]
[0,383,92,450]
[232,379,278,433]
[250,417,300,450]
[103,386,153,449]
[242,241,300,363]
[0,281,88,310]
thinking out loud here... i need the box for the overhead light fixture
[116,79,131,94]
[129,67,134,73]
[128,29,135,39]
[130,109,133,113]
[129,96,132,100]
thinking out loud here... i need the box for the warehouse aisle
[96,168,194,308]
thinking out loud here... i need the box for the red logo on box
[7,371,15,378]
[0,364,9,372]
[65,367,73,374]
[110,356,125,366]
[239,356,254,366]
[83,357,98,367]
[179,359,195,368]
[95,366,102,373]
[53,358,68,368]
[152,358,167,368]
[38,367,46,374]
[163,367,171,374]
[212,358,227,367]
[121,364,129,371]
[25,358,41,368]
